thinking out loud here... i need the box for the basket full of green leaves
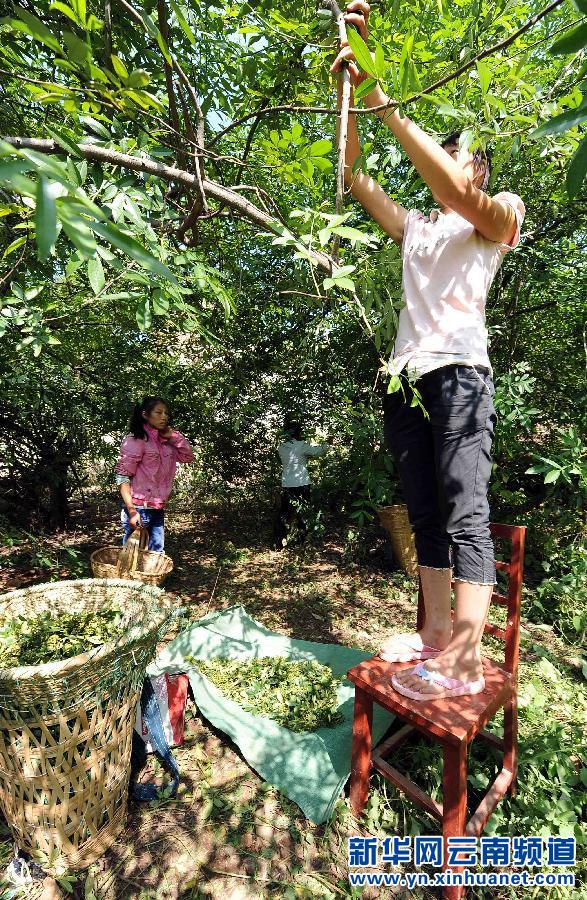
[0,578,174,876]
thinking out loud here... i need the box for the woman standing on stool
[331,1,525,700]
[115,396,194,551]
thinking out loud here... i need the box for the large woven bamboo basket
[378,504,418,577]
[91,525,173,586]
[0,578,173,875]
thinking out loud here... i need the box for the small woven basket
[0,578,173,874]
[378,504,418,577]
[91,526,173,586]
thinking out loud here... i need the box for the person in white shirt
[274,422,328,547]
[331,1,525,701]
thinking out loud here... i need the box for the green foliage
[491,362,540,505]
[0,69,237,351]
[191,656,344,732]
[216,539,250,566]
[0,0,584,679]
[343,425,396,525]
[507,659,586,843]
[2,535,87,581]
[0,0,584,332]
[524,528,587,642]
[494,362,539,446]
[528,1,587,196]
[488,374,586,642]
[0,607,124,667]
[345,29,381,81]
[526,425,587,506]
[262,127,334,187]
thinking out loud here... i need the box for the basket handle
[117,526,148,577]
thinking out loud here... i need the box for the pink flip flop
[379,633,442,663]
[391,663,485,701]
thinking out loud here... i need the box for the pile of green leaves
[0,608,124,667]
[191,656,344,733]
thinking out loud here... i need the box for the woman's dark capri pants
[383,364,497,585]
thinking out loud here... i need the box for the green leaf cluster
[0,608,124,667]
[190,656,345,732]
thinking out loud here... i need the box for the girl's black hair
[285,421,302,441]
[129,396,172,440]
[442,132,492,192]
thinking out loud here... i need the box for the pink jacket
[115,424,194,509]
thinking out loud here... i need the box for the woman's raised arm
[339,79,408,245]
[332,0,518,246]
[363,84,517,244]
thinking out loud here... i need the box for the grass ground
[0,497,585,899]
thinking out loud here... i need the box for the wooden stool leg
[504,690,518,797]
[442,742,468,900]
[349,687,373,818]
[416,580,426,630]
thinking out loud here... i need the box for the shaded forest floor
[0,497,585,899]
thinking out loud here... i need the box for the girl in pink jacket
[115,396,194,551]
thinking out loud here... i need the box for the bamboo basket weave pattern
[91,526,173,586]
[378,504,418,577]
[0,579,172,874]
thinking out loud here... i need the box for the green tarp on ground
[149,605,394,824]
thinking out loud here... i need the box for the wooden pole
[322,0,351,262]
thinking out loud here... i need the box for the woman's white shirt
[391,191,526,379]
[278,440,327,487]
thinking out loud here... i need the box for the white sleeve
[302,442,328,458]
[401,208,425,259]
[494,192,526,252]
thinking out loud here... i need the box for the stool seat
[347,655,513,746]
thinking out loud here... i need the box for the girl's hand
[330,1,371,87]
[128,508,141,528]
[159,426,175,440]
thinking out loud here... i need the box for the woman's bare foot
[418,625,452,651]
[392,647,484,697]
[379,626,452,662]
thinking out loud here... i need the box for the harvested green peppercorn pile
[0,608,124,667]
[192,656,344,733]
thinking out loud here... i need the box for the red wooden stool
[347,523,525,900]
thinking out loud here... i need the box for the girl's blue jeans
[121,507,165,552]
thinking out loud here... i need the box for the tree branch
[176,195,204,244]
[242,99,270,163]
[115,0,208,212]
[230,184,284,219]
[156,0,185,169]
[2,137,334,273]
[0,240,28,290]
[0,67,280,173]
[322,0,351,262]
[511,300,559,317]
[174,80,204,243]
[172,61,208,212]
[104,0,112,64]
